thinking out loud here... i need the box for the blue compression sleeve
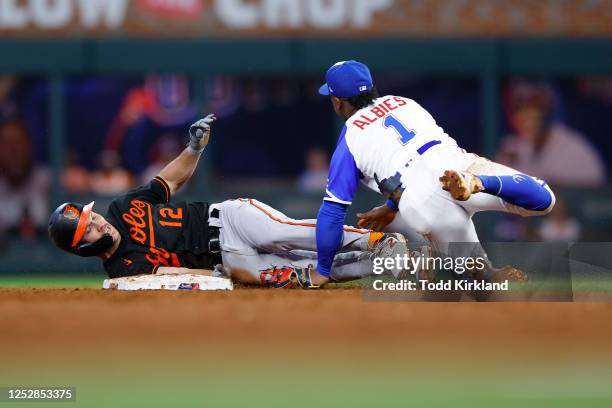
[316,201,348,277]
[478,174,553,211]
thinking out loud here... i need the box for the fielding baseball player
[308,60,556,287]
[48,115,410,288]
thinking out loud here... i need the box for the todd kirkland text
[373,280,509,291]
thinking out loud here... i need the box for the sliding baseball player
[48,115,411,288]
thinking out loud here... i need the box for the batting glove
[188,114,216,154]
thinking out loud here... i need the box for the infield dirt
[2,287,612,361]
[2,288,612,407]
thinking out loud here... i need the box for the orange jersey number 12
[159,207,183,228]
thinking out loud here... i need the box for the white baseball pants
[208,199,375,282]
[397,145,555,257]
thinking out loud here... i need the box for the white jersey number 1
[382,115,415,145]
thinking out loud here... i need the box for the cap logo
[63,205,80,220]
[359,85,368,91]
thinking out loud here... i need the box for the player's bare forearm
[157,114,216,195]
[157,147,202,195]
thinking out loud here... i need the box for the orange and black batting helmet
[48,202,113,257]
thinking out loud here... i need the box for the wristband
[386,199,399,212]
[186,143,205,155]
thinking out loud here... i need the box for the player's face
[82,211,120,244]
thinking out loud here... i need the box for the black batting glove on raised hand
[188,114,216,154]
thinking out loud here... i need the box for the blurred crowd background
[1,0,612,274]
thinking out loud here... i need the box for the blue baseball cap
[319,60,374,98]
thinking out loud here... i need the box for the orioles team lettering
[122,200,148,245]
[146,247,180,269]
[352,97,407,130]
[120,200,182,270]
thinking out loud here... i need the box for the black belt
[208,208,222,265]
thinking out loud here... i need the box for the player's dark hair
[344,87,379,110]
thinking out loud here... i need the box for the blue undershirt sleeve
[316,127,360,277]
[324,127,360,205]
[315,201,348,277]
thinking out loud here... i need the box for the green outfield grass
[0,274,104,288]
[3,361,612,408]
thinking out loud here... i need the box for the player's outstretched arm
[158,114,216,195]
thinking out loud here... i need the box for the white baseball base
[103,274,234,291]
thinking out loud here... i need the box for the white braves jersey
[324,95,458,205]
